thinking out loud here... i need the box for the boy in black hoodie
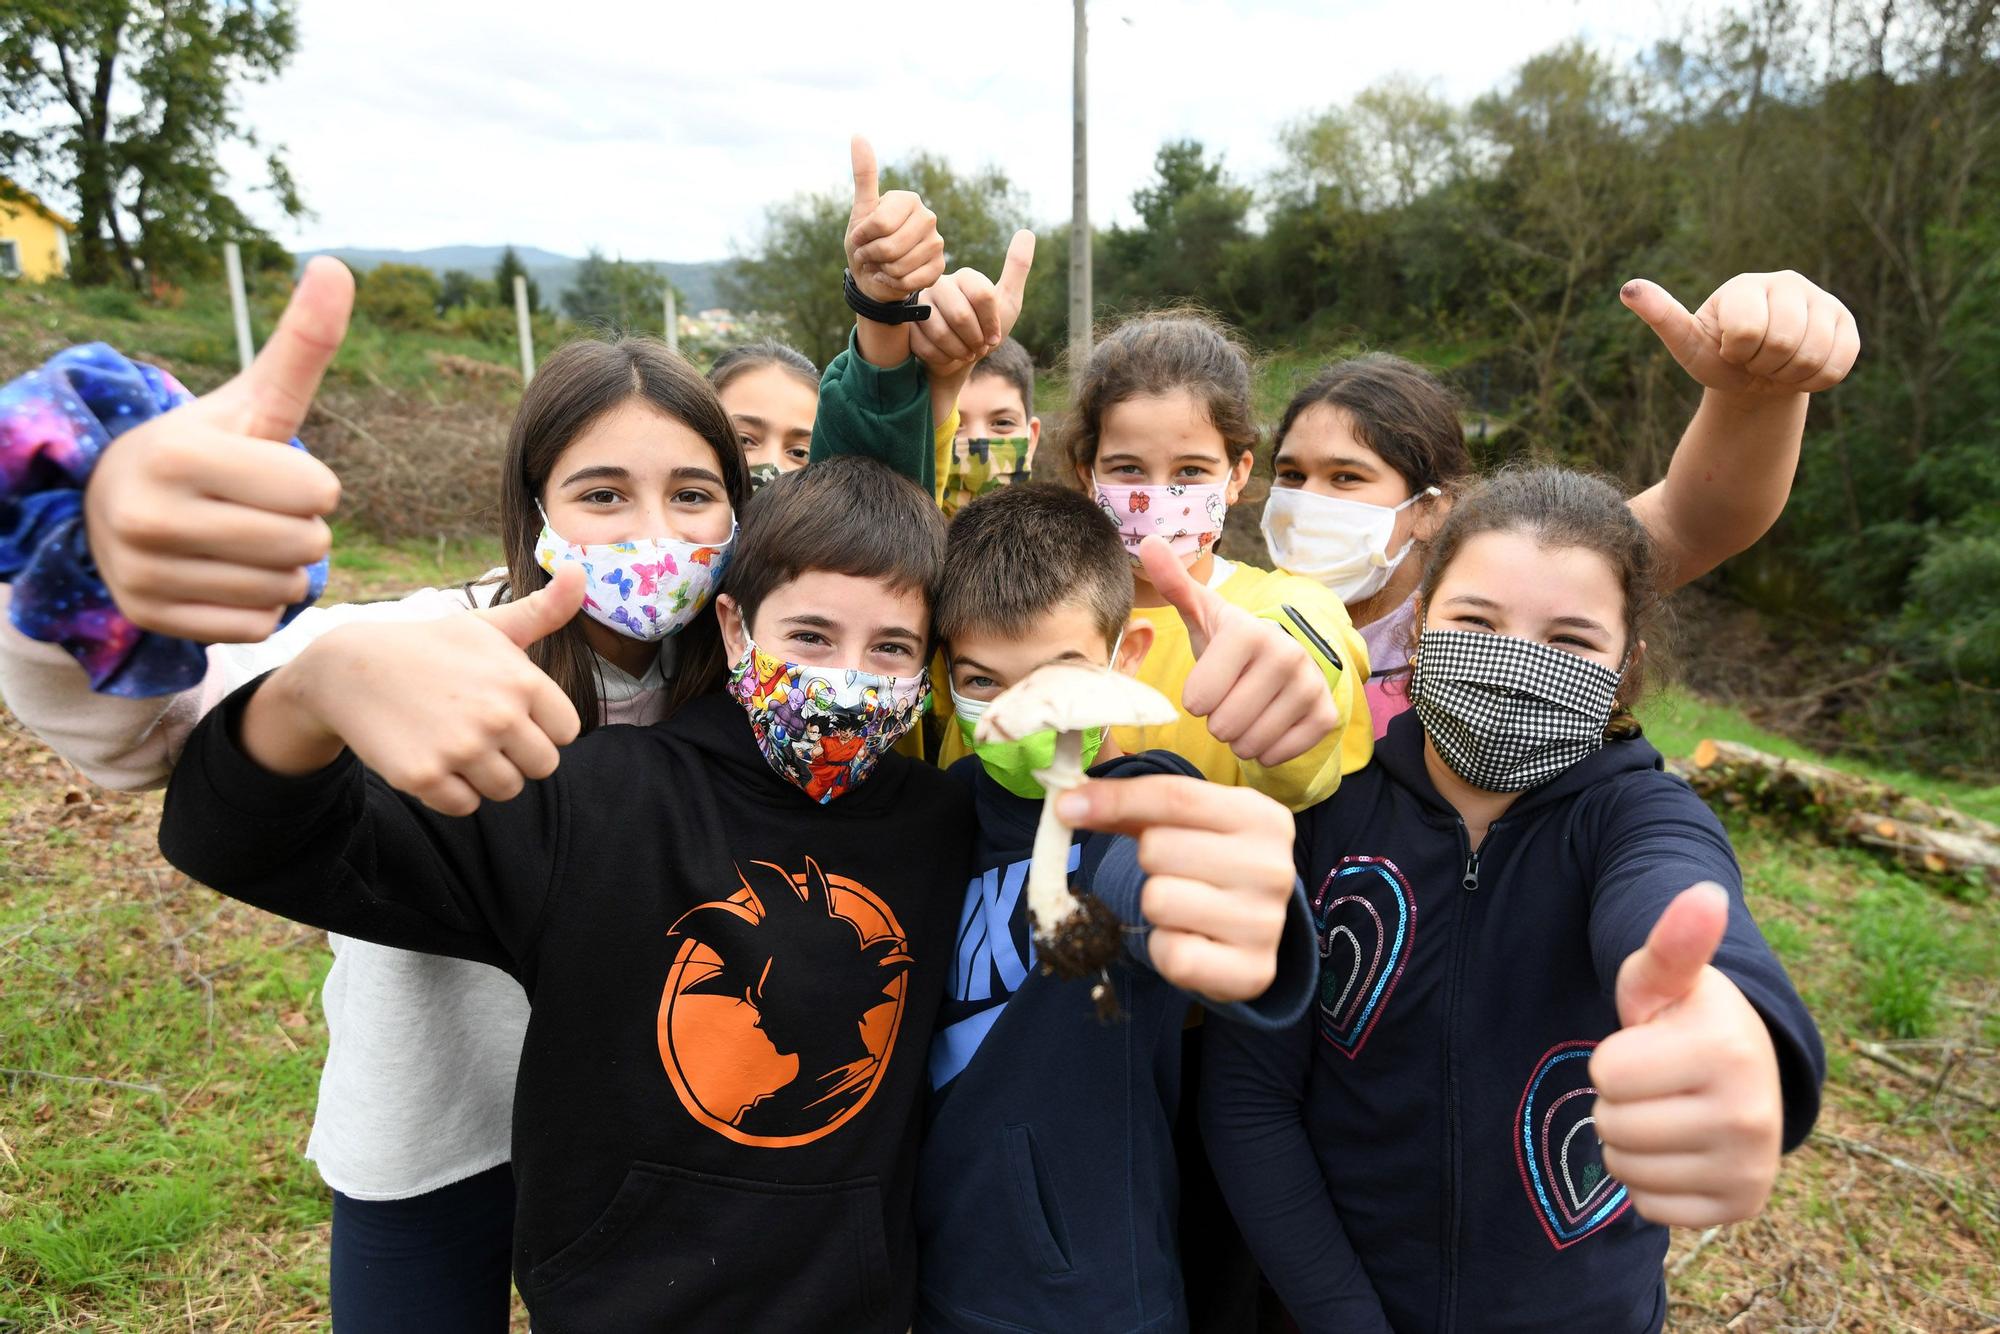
[915,484,1322,1334]
[1200,468,1825,1333]
[159,458,974,1334]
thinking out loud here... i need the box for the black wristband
[843,268,931,324]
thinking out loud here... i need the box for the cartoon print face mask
[1094,482,1229,562]
[728,638,929,804]
[534,505,734,643]
[1409,627,1625,792]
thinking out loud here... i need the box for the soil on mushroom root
[1032,894,1122,982]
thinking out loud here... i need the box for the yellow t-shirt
[931,410,959,507]
[938,558,1374,810]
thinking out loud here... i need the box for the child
[0,277,749,1329]
[710,338,820,490]
[940,335,1038,515]
[917,482,1319,1334]
[1201,467,1826,1333]
[157,457,973,1333]
[1260,272,1859,737]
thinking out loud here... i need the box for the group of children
[0,136,1858,1332]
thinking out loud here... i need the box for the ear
[1115,620,1155,676]
[1622,636,1648,680]
[1411,489,1451,544]
[1027,416,1042,452]
[1075,460,1095,493]
[1224,450,1255,506]
[716,593,750,662]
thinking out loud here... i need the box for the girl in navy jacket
[1201,466,1825,1333]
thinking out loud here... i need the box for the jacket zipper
[1440,820,1487,1330]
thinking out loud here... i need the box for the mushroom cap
[972,662,1178,744]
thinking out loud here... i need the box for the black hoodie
[1199,711,1824,1333]
[159,682,973,1334]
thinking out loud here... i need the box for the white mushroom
[974,663,1178,979]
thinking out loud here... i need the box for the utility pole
[1069,0,1092,370]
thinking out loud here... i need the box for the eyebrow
[559,465,629,487]
[1097,450,1223,467]
[731,414,767,431]
[780,614,836,631]
[1444,594,1499,609]
[1550,616,1609,634]
[874,626,925,644]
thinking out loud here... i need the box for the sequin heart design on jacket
[1514,1040,1630,1249]
[1309,857,1415,1060]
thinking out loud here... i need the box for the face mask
[1261,485,1442,602]
[951,436,1033,496]
[947,628,1123,798]
[728,638,929,803]
[535,505,734,643]
[1094,482,1229,562]
[1409,627,1625,793]
[747,462,782,493]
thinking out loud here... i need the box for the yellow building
[0,182,74,282]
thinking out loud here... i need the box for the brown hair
[1064,309,1259,477]
[1416,466,1658,738]
[708,338,820,395]
[1274,353,1472,494]
[935,484,1131,651]
[967,337,1036,420]
[722,456,947,636]
[490,335,749,731]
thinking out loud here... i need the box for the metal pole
[514,274,536,382]
[223,242,254,370]
[1069,0,1092,370]
[665,285,679,356]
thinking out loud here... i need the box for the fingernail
[1055,792,1088,822]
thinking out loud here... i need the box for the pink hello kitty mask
[1093,482,1230,562]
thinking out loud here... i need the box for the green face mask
[953,710,1106,799]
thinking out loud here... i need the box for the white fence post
[514,275,536,382]
[664,285,679,356]
[224,242,254,370]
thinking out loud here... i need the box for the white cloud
[222,0,1730,260]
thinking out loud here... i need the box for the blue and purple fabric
[0,343,328,697]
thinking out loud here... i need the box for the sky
[222,0,1731,263]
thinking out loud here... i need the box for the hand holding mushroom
[1138,535,1342,768]
[1056,773,1299,1005]
[972,662,1177,978]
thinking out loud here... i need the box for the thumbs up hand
[845,135,945,304]
[1589,883,1786,1228]
[1621,271,1859,399]
[83,256,352,645]
[243,565,586,815]
[1138,535,1339,769]
[909,230,1038,378]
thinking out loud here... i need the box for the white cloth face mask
[1261,485,1441,602]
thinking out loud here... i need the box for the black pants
[329,1163,516,1333]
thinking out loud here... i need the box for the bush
[354,263,442,331]
[75,285,143,321]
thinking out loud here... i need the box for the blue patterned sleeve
[0,343,328,697]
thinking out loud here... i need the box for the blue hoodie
[1199,712,1825,1333]
[916,750,1319,1334]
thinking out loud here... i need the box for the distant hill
[299,245,731,312]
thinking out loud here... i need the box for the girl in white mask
[1263,271,1863,740]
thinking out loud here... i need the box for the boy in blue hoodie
[914,482,1322,1334]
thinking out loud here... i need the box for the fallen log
[1669,739,2000,890]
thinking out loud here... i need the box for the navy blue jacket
[915,751,1318,1334]
[1200,712,1824,1333]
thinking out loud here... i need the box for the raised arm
[1622,271,1860,588]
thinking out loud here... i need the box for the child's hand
[1620,271,1859,398]
[82,257,350,646]
[1139,535,1339,768]
[845,135,945,304]
[908,230,1037,379]
[1057,773,1296,1004]
[1590,883,1785,1228]
[255,565,586,814]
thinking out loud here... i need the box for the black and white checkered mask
[1410,629,1624,792]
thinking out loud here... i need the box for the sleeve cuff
[192,670,361,823]
[1209,877,1318,1030]
[831,327,925,412]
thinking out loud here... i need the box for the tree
[355,263,442,331]
[723,152,1031,367]
[1101,140,1252,313]
[563,249,678,333]
[0,0,303,287]
[437,269,492,312]
[493,245,540,314]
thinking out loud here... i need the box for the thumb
[851,134,880,215]
[1616,882,1730,1028]
[997,229,1037,309]
[480,563,586,650]
[1620,277,1713,380]
[1139,535,1217,654]
[226,255,354,442]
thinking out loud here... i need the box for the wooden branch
[0,1066,166,1100]
[1812,1130,2000,1223]
[1850,1040,1998,1112]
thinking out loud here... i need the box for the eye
[1551,634,1599,651]
[580,488,623,505]
[1331,471,1366,486]
[785,444,811,463]
[874,641,914,658]
[1455,615,1495,631]
[737,433,758,449]
[789,630,829,647]
[961,672,997,691]
[1274,467,1306,486]
[1177,464,1211,480]
[992,417,1018,432]
[673,487,716,505]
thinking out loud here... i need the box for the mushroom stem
[1027,729,1088,939]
